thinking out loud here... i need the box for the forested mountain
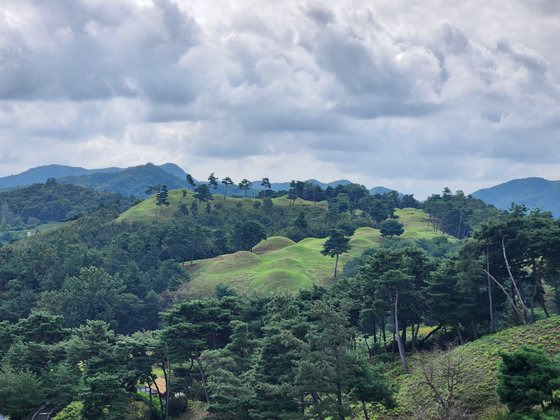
[0,162,189,195]
[473,177,560,217]
[58,163,188,197]
[0,164,121,190]
[1,163,401,199]
[0,179,135,240]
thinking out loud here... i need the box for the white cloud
[0,0,559,198]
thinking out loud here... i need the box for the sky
[1,0,559,198]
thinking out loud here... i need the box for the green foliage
[232,220,267,251]
[498,346,560,415]
[0,180,134,236]
[0,366,45,419]
[321,229,351,278]
[80,372,130,419]
[155,184,170,213]
[380,218,404,238]
[61,266,125,326]
[52,401,84,420]
[424,188,500,238]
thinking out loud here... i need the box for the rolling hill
[118,188,329,223]
[180,208,449,297]
[473,177,560,217]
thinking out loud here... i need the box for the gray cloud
[0,0,559,198]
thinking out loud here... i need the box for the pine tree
[321,229,351,278]
[498,346,560,415]
[156,185,170,215]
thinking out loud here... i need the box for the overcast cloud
[1,0,559,197]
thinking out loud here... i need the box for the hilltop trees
[260,177,271,197]
[322,229,351,278]
[208,173,219,190]
[186,173,197,188]
[194,184,213,214]
[156,185,170,215]
[238,179,253,197]
[424,188,499,238]
[221,177,234,200]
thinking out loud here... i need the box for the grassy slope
[118,189,328,223]
[182,207,449,297]
[396,316,560,416]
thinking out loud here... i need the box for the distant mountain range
[1,165,558,215]
[0,164,121,190]
[0,163,399,199]
[0,163,188,197]
[472,177,560,217]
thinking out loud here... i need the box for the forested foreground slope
[396,316,560,418]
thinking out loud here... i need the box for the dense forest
[1,177,559,419]
[0,180,136,243]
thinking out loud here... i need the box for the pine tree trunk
[486,247,496,332]
[334,254,339,278]
[455,323,465,345]
[394,290,409,373]
[161,360,170,420]
[362,401,370,420]
[381,318,387,351]
[197,357,210,404]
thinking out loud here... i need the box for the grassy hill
[180,207,449,297]
[118,189,329,223]
[396,316,560,417]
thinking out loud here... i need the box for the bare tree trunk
[502,238,532,324]
[394,290,409,373]
[486,247,496,332]
[484,269,525,325]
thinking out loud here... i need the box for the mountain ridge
[472,177,560,217]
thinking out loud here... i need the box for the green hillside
[118,189,328,223]
[397,316,560,417]
[181,208,449,297]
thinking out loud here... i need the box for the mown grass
[181,208,451,297]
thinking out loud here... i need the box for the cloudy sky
[1,0,559,197]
